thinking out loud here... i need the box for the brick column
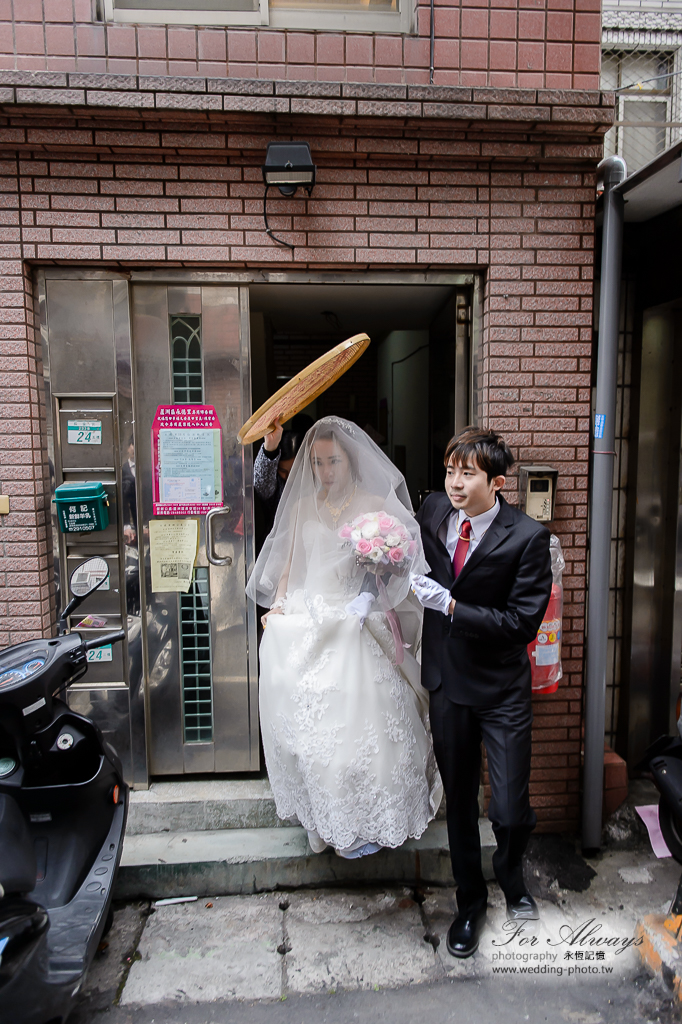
[0,156,53,645]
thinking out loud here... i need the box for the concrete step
[126,779,282,835]
[127,778,448,835]
[115,819,496,899]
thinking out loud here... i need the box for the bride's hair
[309,422,360,482]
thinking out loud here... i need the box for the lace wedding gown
[258,515,442,854]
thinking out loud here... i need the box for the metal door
[132,284,259,774]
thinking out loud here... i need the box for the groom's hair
[444,427,514,483]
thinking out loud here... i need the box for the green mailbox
[54,481,110,534]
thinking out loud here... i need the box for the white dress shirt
[445,497,501,566]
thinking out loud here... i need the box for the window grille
[180,568,214,743]
[170,316,214,743]
[604,276,634,751]
[171,315,203,405]
[602,48,682,174]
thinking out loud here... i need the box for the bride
[246,416,442,858]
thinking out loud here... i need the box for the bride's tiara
[318,416,356,434]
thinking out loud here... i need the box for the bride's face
[311,439,351,494]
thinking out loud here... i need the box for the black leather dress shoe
[446,907,487,958]
[506,893,539,922]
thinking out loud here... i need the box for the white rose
[350,530,362,543]
[361,522,380,539]
[385,532,401,547]
[368,546,384,562]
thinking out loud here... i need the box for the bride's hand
[261,606,284,629]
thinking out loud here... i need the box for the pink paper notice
[636,804,672,858]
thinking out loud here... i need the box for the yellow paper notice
[149,519,199,593]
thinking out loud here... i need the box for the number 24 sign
[67,420,102,445]
[86,645,112,663]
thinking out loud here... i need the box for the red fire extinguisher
[528,534,564,695]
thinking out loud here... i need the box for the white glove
[345,592,376,628]
[410,573,453,616]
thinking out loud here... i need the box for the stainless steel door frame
[127,270,476,287]
[671,407,682,728]
[36,266,477,783]
[628,301,682,762]
[132,283,258,775]
[36,269,147,787]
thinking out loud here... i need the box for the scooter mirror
[69,557,109,598]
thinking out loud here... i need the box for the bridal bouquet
[338,511,416,571]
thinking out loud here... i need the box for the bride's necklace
[324,484,357,527]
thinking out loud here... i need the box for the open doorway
[249,281,471,510]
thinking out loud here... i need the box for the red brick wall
[0,79,607,828]
[480,170,592,830]
[0,0,601,90]
[0,231,54,646]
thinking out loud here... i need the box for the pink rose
[371,536,385,548]
[339,524,352,539]
[389,547,405,563]
[356,539,372,555]
[378,516,394,533]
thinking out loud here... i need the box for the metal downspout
[582,154,627,852]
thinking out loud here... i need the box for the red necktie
[452,519,472,578]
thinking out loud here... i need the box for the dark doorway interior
[249,282,470,511]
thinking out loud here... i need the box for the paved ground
[71,815,682,1024]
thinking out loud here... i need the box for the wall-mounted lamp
[261,141,316,250]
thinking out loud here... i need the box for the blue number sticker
[594,414,605,439]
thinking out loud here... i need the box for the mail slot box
[55,481,110,533]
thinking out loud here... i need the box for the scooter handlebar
[84,630,126,650]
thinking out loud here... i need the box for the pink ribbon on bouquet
[376,575,410,666]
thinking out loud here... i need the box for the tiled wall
[0,260,53,644]
[0,0,601,90]
[0,79,608,826]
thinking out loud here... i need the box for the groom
[412,427,552,958]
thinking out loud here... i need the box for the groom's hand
[410,574,455,616]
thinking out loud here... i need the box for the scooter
[638,725,682,865]
[0,557,128,1024]
[637,721,682,922]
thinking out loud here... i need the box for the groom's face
[445,457,505,518]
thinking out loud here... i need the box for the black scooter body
[0,632,128,1024]
[638,733,682,866]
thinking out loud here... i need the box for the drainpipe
[582,155,627,852]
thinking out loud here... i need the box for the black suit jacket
[416,492,552,706]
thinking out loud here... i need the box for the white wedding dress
[258,517,442,854]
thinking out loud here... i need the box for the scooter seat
[0,794,37,896]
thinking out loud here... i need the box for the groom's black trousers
[429,685,536,914]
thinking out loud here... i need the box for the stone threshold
[127,778,284,835]
[115,819,496,899]
[126,778,448,836]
